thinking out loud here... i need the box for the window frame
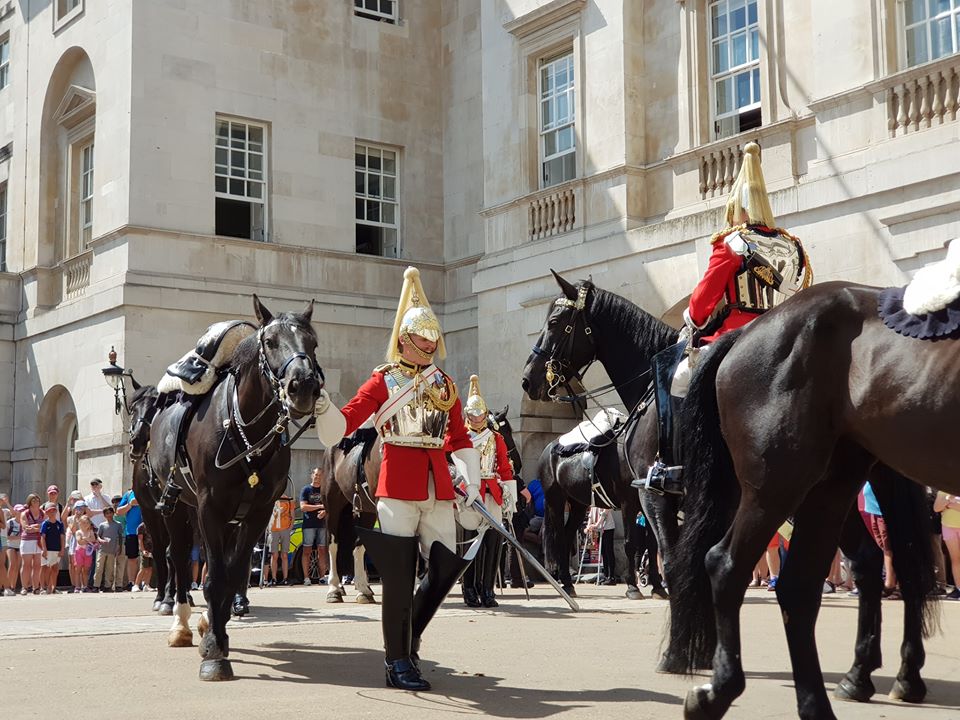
[538,51,577,189]
[353,0,398,24]
[0,182,7,272]
[0,35,9,91]
[902,0,960,68]
[354,142,400,258]
[214,116,269,243]
[54,0,84,33]
[78,141,94,249]
[708,0,762,140]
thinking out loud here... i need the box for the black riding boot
[357,528,429,691]
[412,541,472,665]
[479,531,503,608]
[635,341,686,496]
[460,530,482,608]
[155,481,183,517]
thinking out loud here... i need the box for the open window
[709,0,762,140]
[214,117,268,242]
[355,142,399,257]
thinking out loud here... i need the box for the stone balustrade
[699,142,746,200]
[885,55,959,137]
[529,186,576,240]
[63,251,92,299]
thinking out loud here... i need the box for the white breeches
[670,345,710,398]
[377,474,455,558]
[482,493,502,526]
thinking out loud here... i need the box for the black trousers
[600,528,616,579]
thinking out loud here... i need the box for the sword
[460,490,579,612]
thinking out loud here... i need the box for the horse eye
[265,337,278,349]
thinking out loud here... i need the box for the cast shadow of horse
[229,643,681,716]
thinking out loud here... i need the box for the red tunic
[340,369,473,501]
[478,432,514,505]
[688,239,754,344]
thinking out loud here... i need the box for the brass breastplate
[732,229,805,313]
[380,367,456,449]
[471,430,498,479]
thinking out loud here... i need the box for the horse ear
[300,299,315,323]
[500,404,509,418]
[253,294,273,326]
[551,269,577,300]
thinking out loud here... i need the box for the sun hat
[69,490,83,500]
[13,503,25,512]
[43,502,58,512]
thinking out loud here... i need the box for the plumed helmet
[464,374,487,417]
[724,142,776,229]
[386,267,446,362]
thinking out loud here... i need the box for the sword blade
[471,500,579,612]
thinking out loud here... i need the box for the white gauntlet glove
[500,479,518,516]
[313,390,346,447]
[452,448,482,530]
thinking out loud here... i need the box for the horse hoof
[651,589,670,600]
[326,590,344,603]
[889,677,927,704]
[834,676,875,703]
[158,603,174,617]
[562,585,577,598]
[683,685,722,720]
[625,586,645,600]
[199,659,235,682]
[356,593,375,604]
[656,653,689,675]
[152,600,162,612]
[168,630,194,648]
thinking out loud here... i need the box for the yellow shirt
[937,492,960,529]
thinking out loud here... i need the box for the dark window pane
[215,176,227,193]
[355,149,365,168]
[216,197,252,240]
[230,178,244,195]
[356,171,365,195]
[356,223,383,256]
[366,200,380,222]
[356,198,365,220]
[368,174,381,198]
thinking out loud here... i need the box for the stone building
[0,0,957,499]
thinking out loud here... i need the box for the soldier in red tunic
[643,142,811,494]
[314,267,481,691]
[460,375,516,608]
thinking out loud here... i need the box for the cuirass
[733,229,804,313]
[471,430,498,479]
[380,367,455,449]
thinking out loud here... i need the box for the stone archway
[35,385,79,495]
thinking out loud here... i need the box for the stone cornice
[503,0,586,38]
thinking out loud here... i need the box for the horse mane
[131,384,158,405]
[589,285,678,353]
[230,312,317,373]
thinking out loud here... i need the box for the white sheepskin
[903,238,960,315]
[558,408,626,448]
[157,322,255,396]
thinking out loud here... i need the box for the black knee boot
[460,530,482,608]
[636,341,687,495]
[357,528,429,691]
[479,531,503,608]
[412,541,471,665]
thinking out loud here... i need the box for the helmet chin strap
[400,332,435,363]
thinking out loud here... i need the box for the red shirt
[340,369,472,501]
[688,240,754,344]
[478,432,514,505]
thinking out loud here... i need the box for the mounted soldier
[313,266,482,692]
[460,374,516,608]
[644,142,812,495]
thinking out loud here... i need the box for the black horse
[521,271,678,603]
[146,296,323,681]
[521,273,938,696]
[665,280,943,719]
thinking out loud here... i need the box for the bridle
[531,282,596,400]
[256,322,325,415]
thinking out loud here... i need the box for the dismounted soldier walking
[314,266,481,691]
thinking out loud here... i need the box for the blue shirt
[862,482,882,516]
[527,479,545,517]
[40,520,64,552]
[119,490,142,536]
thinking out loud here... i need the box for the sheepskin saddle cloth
[158,320,257,395]
[879,238,960,340]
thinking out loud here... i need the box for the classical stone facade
[0,1,957,499]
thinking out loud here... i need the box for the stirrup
[156,482,183,517]
[636,460,684,496]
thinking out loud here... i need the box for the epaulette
[711,223,749,244]
[373,363,395,374]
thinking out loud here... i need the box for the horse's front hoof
[834,676,875,703]
[168,629,194,648]
[684,684,724,720]
[326,589,344,603]
[889,676,927,704]
[152,600,162,612]
[656,651,689,675]
[199,659,235,682]
[356,593,375,604]
[625,585,645,600]
[158,603,174,616]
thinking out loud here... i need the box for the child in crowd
[135,521,153,592]
[39,503,65,594]
[74,514,98,592]
[95,506,124,592]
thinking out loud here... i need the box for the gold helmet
[724,142,776,230]
[464,374,487,418]
[386,266,446,363]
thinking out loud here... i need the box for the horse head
[521,270,597,402]
[489,404,522,475]
[252,295,324,419]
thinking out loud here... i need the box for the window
[0,183,7,272]
[354,0,397,24]
[215,117,267,242]
[539,52,576,188]
[709,0,761,139]
[0,36,9,90]
[905,0,960,66]
[355,143,399,257]
[54,0,83,30]
[79,142,93,248]
[57,0,81,19]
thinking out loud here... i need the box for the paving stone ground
[2,583,958,720]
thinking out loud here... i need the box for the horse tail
[871,465,940,637]
[670,330,743,673]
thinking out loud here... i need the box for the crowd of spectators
[0,479,154,596]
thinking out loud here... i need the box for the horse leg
[326,538,345,603]
[562,503,587,595]
[198,518,235,681]
[891,583,928,703]
[684,492,786,720]
[353,544,375,603]
[166,508,195,647]
[646,522,667,599]
[834,507,884,702]
[622,503,644,600]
